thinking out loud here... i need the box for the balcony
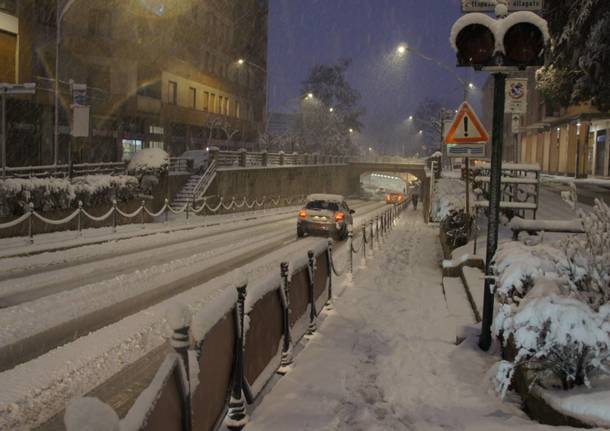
[137,95,162,114]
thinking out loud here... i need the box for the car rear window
[305,200,339,211]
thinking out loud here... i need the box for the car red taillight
[335,211,345,222]
[299,210,307,219]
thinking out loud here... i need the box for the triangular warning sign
[445,102,489,144]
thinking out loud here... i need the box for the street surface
[0,199,389,430]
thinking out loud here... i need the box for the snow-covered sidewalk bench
[509,217,584,240]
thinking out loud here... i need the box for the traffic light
[450,12,549,70]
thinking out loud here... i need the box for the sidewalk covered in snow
[246,212,574,431]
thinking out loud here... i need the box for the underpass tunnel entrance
[359,172,420,200]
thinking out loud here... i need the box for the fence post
[261,150,268,166]
[225,279,248,430]
[348,227,354,275]
[369,220,374,252]
[278,261,293,374]
[140,200,145,228]
[279,150,285,166]
[239,148,247,167]
[28,202,34,244]
[305,250,317,337]
[164,198,169,224]
[112,199,117,233]
[167,303,192,431]
[325,239,333,310]
[185,199,190,221]
[361,224,367,260]
[375,214,379,244]
[77,201,82,236]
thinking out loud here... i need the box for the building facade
[516,69,610,178]
[3,0,268,166]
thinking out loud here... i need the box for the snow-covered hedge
[0,175,139,215]
[127,148,169,176]
[431,178,471,222]
[495,293,610,396]
[493,200,610,396]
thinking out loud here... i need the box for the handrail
[192,159,217,201]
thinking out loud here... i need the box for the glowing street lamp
[329,107,334,113]
[396,44,407,55]
[237,58,245,65]
[349,128,354,133]
[408,115,414,121]
[306,93,314,100]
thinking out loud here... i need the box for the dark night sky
[267,0,490,152]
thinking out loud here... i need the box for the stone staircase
[170,160,217,208]
[171,174,202,208]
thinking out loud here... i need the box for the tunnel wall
[207,164,356,200]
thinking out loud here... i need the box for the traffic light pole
[479,72,506,351]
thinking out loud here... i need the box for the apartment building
[4,0,268,166]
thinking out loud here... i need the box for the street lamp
[329,107,334,113]
[306,93,314,100]
[54,0,79,167]
[395,43,473,101]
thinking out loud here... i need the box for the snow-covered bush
[493,201,610,398]
[127,148,169,176]
[495,294,610,396]
[0,175,139,215]
[431,178,470,222]
[494,241,569,305]
[560,199,610,311]
[440,209,470,250]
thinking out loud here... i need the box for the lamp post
[237,58,268,126]
[54,0,78,167]
[396,43,475,101]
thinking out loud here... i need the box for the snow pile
[495,294,610,397]
[64,397,119,431]
[0,176,139,214]
[127,148,169,175]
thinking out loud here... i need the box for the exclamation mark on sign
[463,116,469,137]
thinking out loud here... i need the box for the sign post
[0,83,36,178]
[445,102,490,220]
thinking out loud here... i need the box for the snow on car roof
[306,193,345,203]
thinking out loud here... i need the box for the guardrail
[63,200,408,431]
[0,194,308,243]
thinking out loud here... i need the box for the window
[224,98,229,116]
[122,139,143,161]
[210,93,216,113]
[235,101,241,119]
[203,92,209,111]
[149,141,164,150]
[168,81,177,105]
[189,87,197,109]
[217,96,222,114]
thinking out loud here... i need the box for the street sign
[505,78,528,114]
[447,143,486,158]
[445,102,490,144]
[461,0,543,12]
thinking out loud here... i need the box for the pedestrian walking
[411,188,419,210]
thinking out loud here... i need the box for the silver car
[297,194,355,240]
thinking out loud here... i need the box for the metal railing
[191,159,217,201]
[62,200,409,431]
[0,193,308,243]
[2,162,127,178]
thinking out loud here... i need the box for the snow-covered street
[247,211,580,431]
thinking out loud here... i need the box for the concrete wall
[208,164,354,200]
